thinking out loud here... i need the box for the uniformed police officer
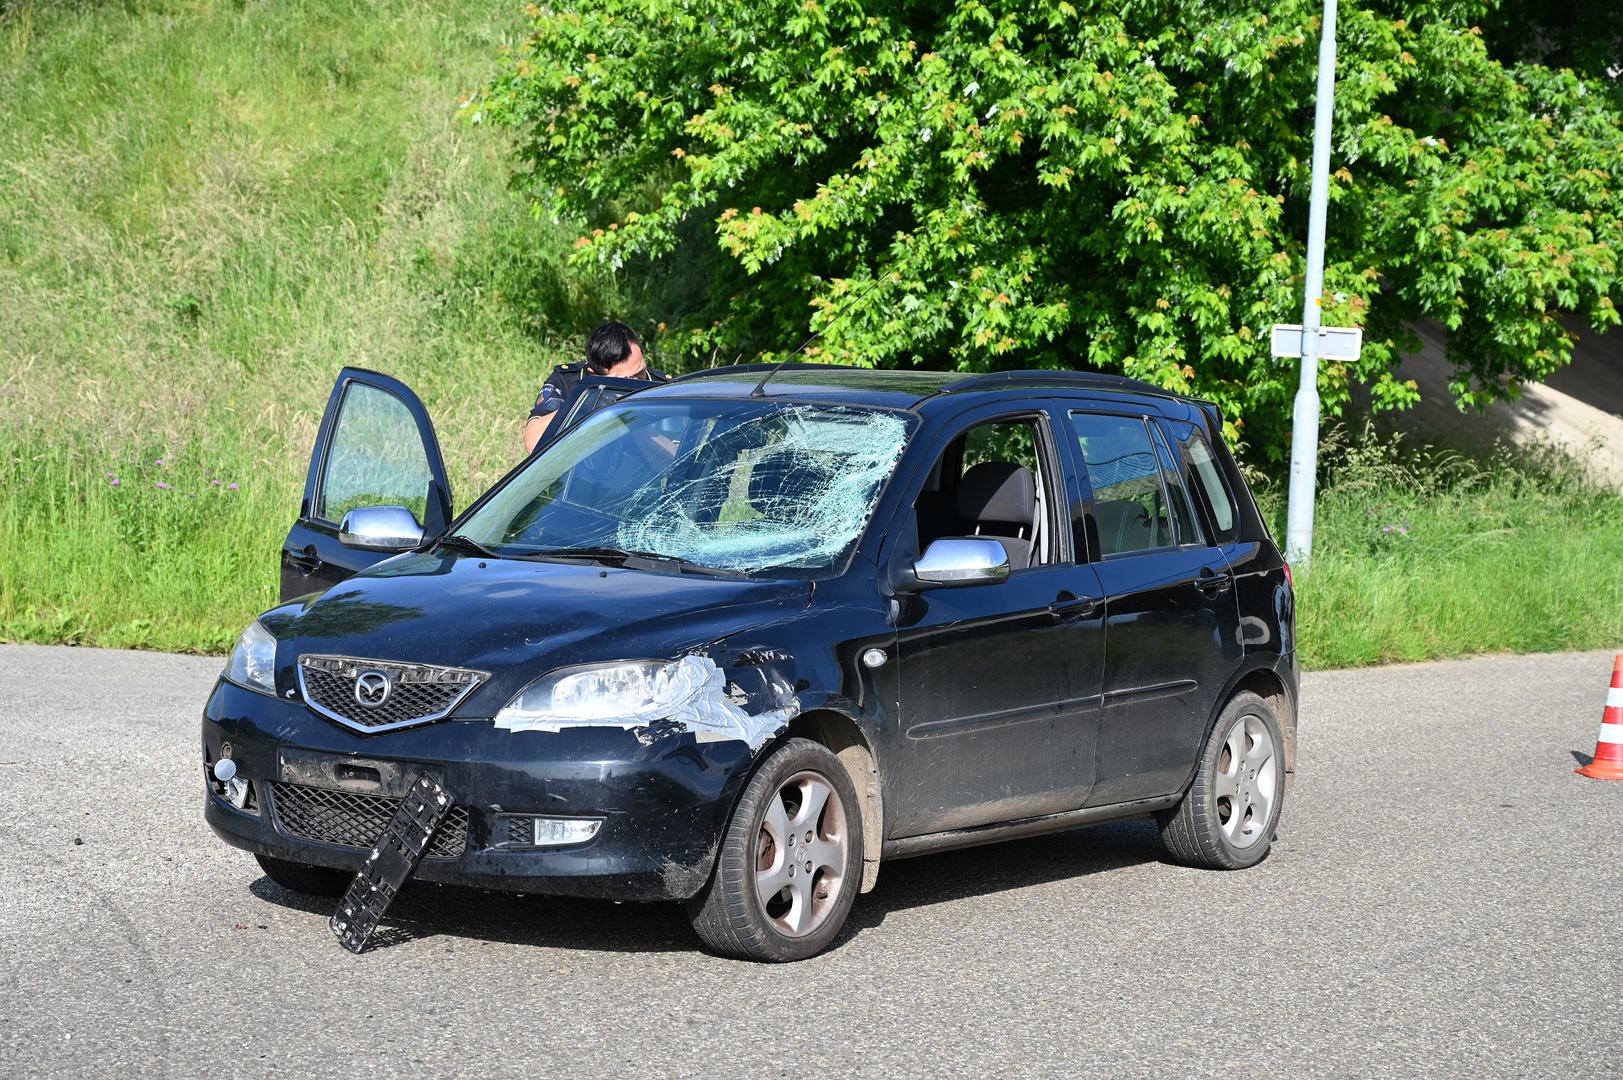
[522,322,669,454]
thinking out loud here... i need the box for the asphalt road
[2,645,1620,1079]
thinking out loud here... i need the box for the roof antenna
[750,272,894,397]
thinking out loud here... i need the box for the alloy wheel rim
[754,770,848,937]
[1214,714,1277,849]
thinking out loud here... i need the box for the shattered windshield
[456,399,915,574]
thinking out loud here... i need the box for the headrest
[1093,498,1149,532]
[956,461,1035,525]
[1093,498,1151,554]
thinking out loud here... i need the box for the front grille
[297,654,488,733]
[271,782,469,859]
[506,816,533,846]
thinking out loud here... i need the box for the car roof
[643,363,1212,416]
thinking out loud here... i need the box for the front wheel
[1158,691,1286,870]
[686,738,863,962]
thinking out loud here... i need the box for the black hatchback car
[203,364,1296,961]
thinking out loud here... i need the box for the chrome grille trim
[296,654,489,734]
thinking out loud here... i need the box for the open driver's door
[280,368,452,601]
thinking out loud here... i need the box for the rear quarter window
[1164,419,1238,545]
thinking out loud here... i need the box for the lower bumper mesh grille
[270,783,469,859]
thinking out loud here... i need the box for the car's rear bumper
[201,678,760,901]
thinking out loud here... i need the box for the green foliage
[473,0,1622,457]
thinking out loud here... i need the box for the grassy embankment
[1,0,600,651]
[3,0,1620,667]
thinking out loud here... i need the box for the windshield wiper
[524,546,748,578]
[520,545,641,564]
[435,533,499,558]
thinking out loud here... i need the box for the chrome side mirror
[911,537,1011,588]
[338,506,425,552]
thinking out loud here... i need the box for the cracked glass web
[456,400,912,574]
[616,405,910,570]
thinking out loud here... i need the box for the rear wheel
[1158,691,1285,870]
[254,854,350,897]
[686,738,862,962]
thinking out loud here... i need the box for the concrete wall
[1369,320,1623,489]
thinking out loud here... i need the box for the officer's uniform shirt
[529,362,671,420]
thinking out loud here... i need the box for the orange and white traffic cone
[1576,654,1623,781]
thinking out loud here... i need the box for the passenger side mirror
[903,537,1012,590]
[338,506,425,552]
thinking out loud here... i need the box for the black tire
[686,738,863,962]
[1158,691,1286,870]
[255,854,351,897]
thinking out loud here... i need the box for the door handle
[286,548,322,574]
[1049,593,1102,619]
[1196,568,1233,594]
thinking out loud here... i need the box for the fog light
[533,817,602,847]
[224,776,252,809]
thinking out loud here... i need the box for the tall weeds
[1256,423,1623,668]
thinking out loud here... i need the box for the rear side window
[1068,412,1176,556]
[1166,419,1239,544]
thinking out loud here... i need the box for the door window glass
[962,421,1038,473]
[1069,413,1174,555]
[317,383,432,524]
[1166,420,1239,543]
[909,416,1055,569]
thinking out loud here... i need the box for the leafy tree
[471,0,1621,455]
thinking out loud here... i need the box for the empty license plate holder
[329,772,454,954]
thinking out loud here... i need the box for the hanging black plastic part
[750,272,895,397]
[329,772,455,954]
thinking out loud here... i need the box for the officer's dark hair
[584,322,644,374]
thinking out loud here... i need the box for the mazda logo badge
[354,670,392,708]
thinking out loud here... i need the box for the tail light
[1283,562,1294,590]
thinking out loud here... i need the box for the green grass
[0,0,613,649]
[1259,427,1623,670]
[3,0,1621,667]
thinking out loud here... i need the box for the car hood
[262,550,813,716]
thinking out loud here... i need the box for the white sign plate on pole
[1271,323,1363,362]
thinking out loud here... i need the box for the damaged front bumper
[202,678,763,901]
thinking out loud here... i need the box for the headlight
[224,620,277,695]
[493,655,799,749]
[496,661,671,728]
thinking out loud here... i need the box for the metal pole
[1285,0,1338,567]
